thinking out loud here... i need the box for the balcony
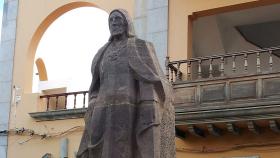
[167,46,280,137]
[29,46,280,137]
[29,91,88,121]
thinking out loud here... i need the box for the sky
[0,0,4,40]
[33,7,110,92]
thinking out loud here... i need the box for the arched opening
[35,58,48,81]
[27,2,110,93]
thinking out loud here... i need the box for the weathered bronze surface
[77,9,175,158]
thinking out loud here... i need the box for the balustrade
[40,91,88,111]
[166,46,280,82]
[39,47,280,111]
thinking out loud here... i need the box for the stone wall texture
[0,0,18,157]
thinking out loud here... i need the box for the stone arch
[35,58,48,81]
[26,1,105,92]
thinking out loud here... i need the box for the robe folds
[77,37,175,158]
[77,8,175,158]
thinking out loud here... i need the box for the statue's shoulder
[134,38,150,46]
[132,38,156,53]
[92,42,110,60]
[97,42,110,54]
[90,42,110,72]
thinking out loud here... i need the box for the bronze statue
[77,9,175,158]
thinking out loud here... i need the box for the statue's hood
[108,9,136,41]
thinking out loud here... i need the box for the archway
[28,2,109,91]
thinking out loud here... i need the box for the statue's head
[108,9,135,40]
[109,11,127,37]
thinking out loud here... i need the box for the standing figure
[77,9,175,158]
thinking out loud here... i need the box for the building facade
[0,0,280,157]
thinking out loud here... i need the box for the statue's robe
[77,37,175,158]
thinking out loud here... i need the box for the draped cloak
[77,9,175,158]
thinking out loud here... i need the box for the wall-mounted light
[12,85,22,106]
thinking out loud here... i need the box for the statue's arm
[88,77,99,100]
[88,57,101,101]
[85,50,102,122]
[145,42,166,102]
[129,40,160,83]
[145,42,165,77]
[88,44,108,101]
[129,39,165,102]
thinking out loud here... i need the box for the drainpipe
[60,138,68,158]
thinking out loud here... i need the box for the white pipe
[60,138,68,158]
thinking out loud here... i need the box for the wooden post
[232,55,236,73]
[64,95,68,109]
[74,94,77,109]
[209,58,213,78]
[256,52,261,73]
[83,92,86,108]
[244,53,248,72]
[269,50,273,72]
[55,96,59,110]
[198,60,202,79]
[187,61,191,80]
[220,57,225,77]
[46,97,50,111]
[170,69,174,83]
[176,62,181,81]
[165,56,170,81]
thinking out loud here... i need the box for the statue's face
[109,11,127,37]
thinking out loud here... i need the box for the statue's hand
[87,98,96,113]
[88,97,96,106]
[84,98,96,123]
[154,81,165,103]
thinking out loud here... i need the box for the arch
[29,2,101,58]
[35,58,48,81]
[26,1,105,92]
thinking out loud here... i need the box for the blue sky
[0,0,3,10]
[0,0,4,39]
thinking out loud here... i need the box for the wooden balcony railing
[40,91,88,111]
[167,46,280,82]
[35,46,280,124]
[168,46,280,130]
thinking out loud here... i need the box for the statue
[77,9,175,158]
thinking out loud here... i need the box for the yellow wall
[169,1,280,158]
[175,129,280,158]
[168,0,259,61]
[10,0,280,157]
[8,93,85,157]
